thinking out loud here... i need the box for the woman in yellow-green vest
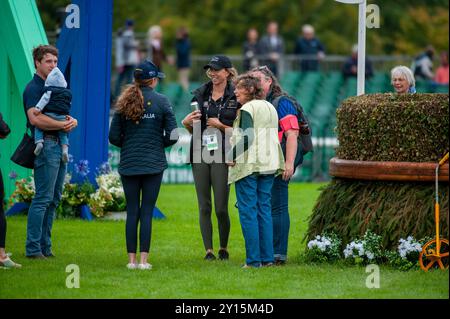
[227,74,284,268]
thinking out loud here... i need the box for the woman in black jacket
[0,112,21,268]
[182,55,238,261]
[109,60,178,270]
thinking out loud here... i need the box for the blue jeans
[34,113,69,145]
[235,173,275,267]
[271,176,290,261]
[26,138,67,256]
[271,146,303,262]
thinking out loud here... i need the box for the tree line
[37,0,449,56]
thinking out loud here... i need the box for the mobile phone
[190,101,199,112]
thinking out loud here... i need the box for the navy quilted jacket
[109,86,178,176]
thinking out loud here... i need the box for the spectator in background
[434,51,449,85]
[138,45,149,64]
[242,28,261,71]
[391,66,416,94]
[259,21,284,77]
[114,19,140,99]
[412,45,435,81]
[342,44,373,79]
[294,24,325,72]
[175,26,192,92]
[147,25,171,77]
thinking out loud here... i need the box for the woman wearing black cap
[109,60,178,270]
[182,55,238,261]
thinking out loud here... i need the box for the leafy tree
[36,0,448,56]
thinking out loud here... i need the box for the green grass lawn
[0,183,448,299]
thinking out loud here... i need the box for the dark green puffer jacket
[109,86,178,176]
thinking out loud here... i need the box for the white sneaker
[138,263,152,270]
[126,263,137,270]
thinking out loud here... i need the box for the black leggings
[120,173,163,254]
[0,168,6,248]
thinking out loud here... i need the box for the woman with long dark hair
[251,66,302,265]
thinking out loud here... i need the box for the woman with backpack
[250,66,305,266]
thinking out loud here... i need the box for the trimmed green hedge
[307,93,449,249]
[336,93,449,162]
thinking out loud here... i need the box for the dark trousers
[120,173,163,253]
[0,169,6,248]
[192,162,230,251]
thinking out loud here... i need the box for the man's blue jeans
[26,137,67,256]
[235,173,275,267]
[271,175,290,261]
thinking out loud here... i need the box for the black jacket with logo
[109,86,178,176]
[189,80,238,163]
[191,80,238,131]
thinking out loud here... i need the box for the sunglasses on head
[253,65,273,76]
[256,65,270,71]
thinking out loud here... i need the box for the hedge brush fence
[306,93,449,249]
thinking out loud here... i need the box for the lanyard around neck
[206,94,225,121]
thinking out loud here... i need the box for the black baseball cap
[134,60,165,80]
[203,55,233,70]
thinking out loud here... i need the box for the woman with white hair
[391,66,416,94]
[146,25,167,72]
